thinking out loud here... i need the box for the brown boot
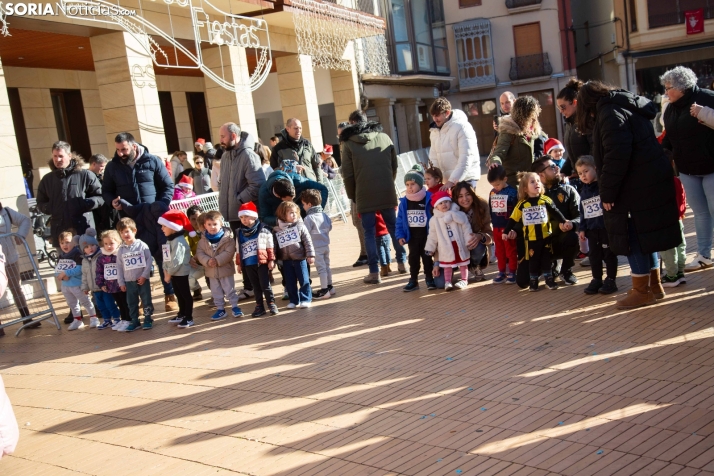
[363,272,382,284]
[650,269,665,300]
[165,294,179,312]
[397,262,407,274]
[616,275,655,309]
[380,265,390,277]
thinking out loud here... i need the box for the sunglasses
[540,163,559,172]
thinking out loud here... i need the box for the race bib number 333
[582,196,603,219]
[276,228,300,248]
[522,205,548,226]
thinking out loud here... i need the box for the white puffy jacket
[425,202,474,264]
[428,109,480,184]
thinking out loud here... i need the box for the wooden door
[513,23,543,57]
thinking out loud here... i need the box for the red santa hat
[195,138,206,145]
[238,201,258,218]
[158,210,196,237]
[430,190,452,208]
[177,175,193,190]
[544,138,564,155]
[322,144,333,155]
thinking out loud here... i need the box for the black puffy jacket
[270,129,322,182]
[102,144,174,209]
[36,159,103,246]
[662,85,714,176]
[592,90,681,255]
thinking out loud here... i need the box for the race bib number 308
[276,228,301,248]
[407,209,427,227]
[123,251,146,271]
[104,263,118,280]
[582,196,603,219]
[491,194,508,213]
[522,205,548,226]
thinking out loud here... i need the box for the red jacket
[675,176,686,219]
[375,211,388,237]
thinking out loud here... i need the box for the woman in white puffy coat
[428,99,481,190]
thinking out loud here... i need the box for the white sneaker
[328,285,336,295]
[298,302,311,309]
[454,280,468,290]
[67,319,85,331]
[89,317,99,328]
[286,303,297,309]
[580,257,591,267]
[116,321,130,332]
[684,253,713,272]
[444,282,454,291]
[111,320,122,330]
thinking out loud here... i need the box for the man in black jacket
[533,156,581,284]
[36,141,103,247]
[270,118,322,182]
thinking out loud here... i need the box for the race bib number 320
[276,228,300,248]
[522,205,548,226]
[407,209,427,227]
[582,196,603,219]
[104,263,118,280]
[491,194,508,213]
[123,251,146,271]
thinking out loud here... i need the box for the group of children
[57,185,336,331]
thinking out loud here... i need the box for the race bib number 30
[582,196,603,219]
[276,228,301,249]
[491,194,508,213]
[407,209,427,227]
[123,251,146,271]
[522,205,548,226]
[242,239,258,258]
[104,263,118,280]
[55,259,76,273]
[162,243,171,262]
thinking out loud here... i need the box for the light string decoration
[290,0,389,75]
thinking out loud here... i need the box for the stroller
[29,204,58,268]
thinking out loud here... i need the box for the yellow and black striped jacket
[503,195,567,243]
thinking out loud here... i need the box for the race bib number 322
[123,251,146,271]
[276,228,300,249]
[522,205,548,226]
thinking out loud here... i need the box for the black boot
[64,311,74,324]
[352,255,368,267]
[192,288,202,299]
[20,307,41,329]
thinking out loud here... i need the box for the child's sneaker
[677,271,686,284]
[562,271,578,285]
[493,272,507,284]
[282,291,290,300]
[397,262,407,274]
[125,322,142,332]
[142,320,153,330]
[252,305,266,317]
[67,319,85,331]
[599,277,618,294]
[298,302,311,309]
[403,281,419,292]
[529,278,539,292]
[237,288,255,300]
[444,282,454,291]
[114,320,129,331]
[544,275,558,290]
[287,303,297,309]
[584,279,603,295]
[232,306,243,318]
[454,280,468,290]
[211,309,227,321]
[98,320,113,330]
[327,285,336,295]
[505,273,516,284]
[425,279,437,290]
[177,318,194,328]
[168,315,183,324]
[314,288,331,299]
[661,275,681,288]
[269,303,279,315]
[89,317,99,328]
[471,267,485,282]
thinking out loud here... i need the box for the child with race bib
[158,210,195,329]
[274,201,315,309]
[576,156,618,295]
[488,165,519,284]
[425,191,476,291]
[396,164,435,292]
[96,230,130,330]
[116,217,153,332]
[503,172,570,292]
[196,210,242,321]
[56,230,97,331]
[236,203,278,317]
[301,189,334,300]
[80,228,119,329]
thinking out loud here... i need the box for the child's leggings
[443,265,469,283]
[528,239,553,279]
[62,286,95,318]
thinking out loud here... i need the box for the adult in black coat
[576,82,681,309]
[556,79,592,185]
[661,66,714,272]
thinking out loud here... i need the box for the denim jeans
[377,235,391,266]
[283,259,311,304]
[626,218,659,275]
[360,209,406,273]
[93,290,121,322]
[433,243,487,288]
[126,280,153,325]
[679,172,714,258]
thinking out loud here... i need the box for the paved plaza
[2,210,714,475]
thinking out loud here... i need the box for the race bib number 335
[522,205,548,226]
[276,228,300,249]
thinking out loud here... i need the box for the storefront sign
[686,8,704,35]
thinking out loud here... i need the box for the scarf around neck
[405,188,427,202]
[241,220,261,237]
[205,228,225,244]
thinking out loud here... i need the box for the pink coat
[172,187,196,202]
[0,374,19,458]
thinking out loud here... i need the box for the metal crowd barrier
[169,192,220,213]
[0,232,60,336]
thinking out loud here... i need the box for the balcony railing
[505,0,541,9]
[509,52,552,81]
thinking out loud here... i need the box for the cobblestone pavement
[2,208,714,475]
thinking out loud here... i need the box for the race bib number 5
[242,239,258,258]
[407,209,427,227]
[55,259,76,273]
[276,228,300,248]
[491,194,508,213]
[123,251,146,271]
[104,263,118,280]
[522,205,548,226]
[582,196,603,219]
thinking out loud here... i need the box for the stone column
[0,59,29,213]
[393,103,410,153]
[202,45,257,141]
[330,42,361,126]
[276,54,323,151]
[90,32,167,157]
[372,98,398,151]
[399,98,423,150]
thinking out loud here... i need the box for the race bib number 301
[522,205,548,226]
[491,194,508,213]
[55,259,76,273]
[407,209,427,227]
[582,196,603,219]
[276,228,301,249]
[242,239,258,258]
[123,251,146,271]
[104,263,118,280]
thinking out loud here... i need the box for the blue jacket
[258,170,328,228]
[579,181,605,232]
[102,144,174,209]
[395,191,432,243]
[57,246,84,288]
[119,199,169,256]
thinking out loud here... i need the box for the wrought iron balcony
[509,52,553,81]
[505,0,542,9]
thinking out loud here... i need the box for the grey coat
[81,251,102,293]
[273,220,315,261]
[218,132,266,222]
[303,206,332,249]
[0,207,31,265]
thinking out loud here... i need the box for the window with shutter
[513,23,543,57]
